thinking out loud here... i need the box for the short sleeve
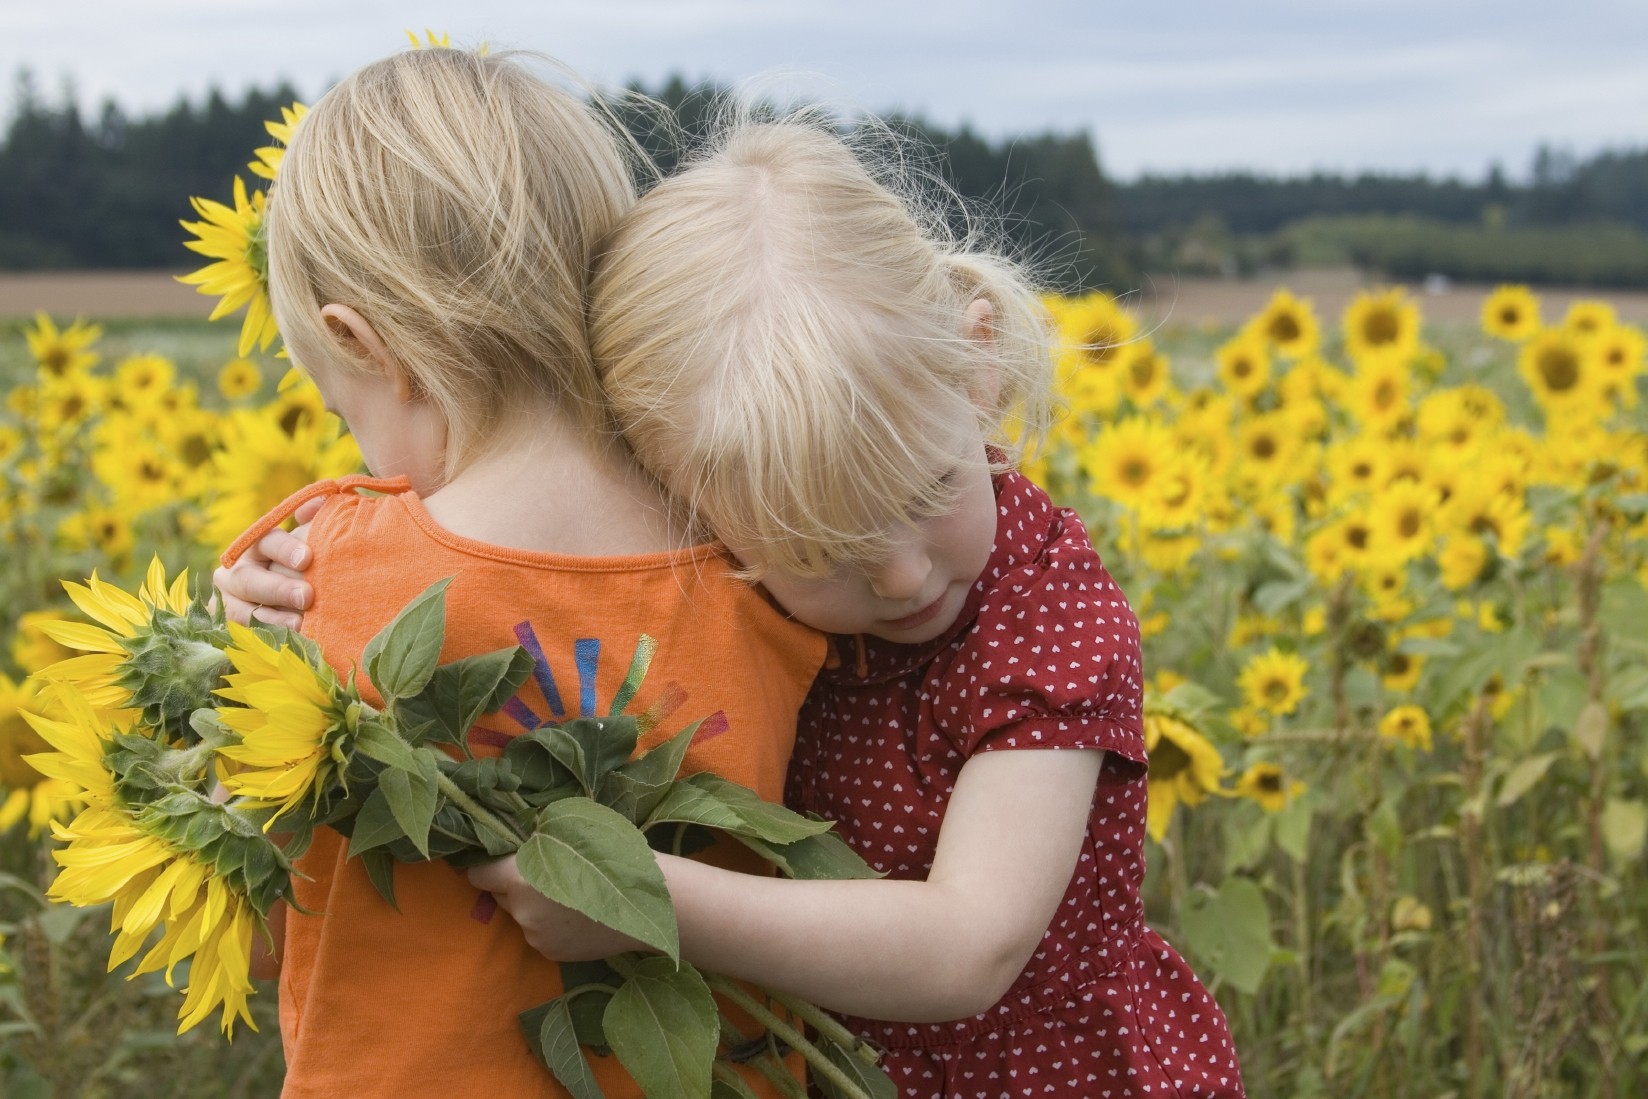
[933,522,1146,772]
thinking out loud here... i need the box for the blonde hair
[267,47,641,478]
[590,116,1055,577]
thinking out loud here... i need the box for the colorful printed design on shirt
[468,623,728,751]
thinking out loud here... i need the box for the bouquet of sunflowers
[26,562,894,1099]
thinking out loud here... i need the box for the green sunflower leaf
[524,996,604,1099]
[361,577,451,702]
[603,957,717,1099]
[599,719,702,823]
[394,644,536,747]
[516,798,678,959]
[647,772,836,845]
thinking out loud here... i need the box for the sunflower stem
[433,773,525,848]
[703,973,876,1099]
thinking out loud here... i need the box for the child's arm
[213,499,322,628]
[470,746,1103,1023]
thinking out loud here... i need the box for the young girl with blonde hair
[215,48,824,1099]
[226,110,1244,1097]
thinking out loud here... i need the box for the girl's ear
[963,297,995,344]
[319,304,417,401]
[964,297,1000,412]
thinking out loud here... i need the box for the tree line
[1,72,1645,288]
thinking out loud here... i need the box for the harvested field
[5,267,1648,328]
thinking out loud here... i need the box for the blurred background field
[2,275,1645,1097]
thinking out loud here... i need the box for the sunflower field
[2,87,1648,1093]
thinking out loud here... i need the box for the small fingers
[257,526,313,573]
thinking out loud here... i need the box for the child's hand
[467,855,647,962]
[213,498,323,629]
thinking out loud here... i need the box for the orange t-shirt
[225,477,824,1099]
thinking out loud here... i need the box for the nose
[870,540,933,602]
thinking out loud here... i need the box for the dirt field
[5,267,1648,328]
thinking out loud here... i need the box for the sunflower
[1367,479,1438,564]
[1215,335,1272,401]
[1136,452,1211,534]
[1437,534,1490,591]
[1237,648,1310,717]
[1440,480,1530,560]
[36,559,199,719]
[218,358,263,402]
[1518,328,1607,419]
[20,684,122,806]
[114,354,178,408]
[1080,414,1175,510]
[266,380,330,437]
[25,312,102,379]
[1592,324,1645,408]
[1052,292,1137,418]
[36,372,105,435]
[1378,705,1433,752]
[247,101,309,182]
[1480,285,1541,341]
[214,622,358,824]
[1346,356,1411,434]
[1120,340,1173,406]
[1415,386,1497,457]
[1381,647,1425,693]
[47,804,259,1035]
[1343,287,1421,367]
[1321,434,1388,506]
[1304,525,1349,585]
[57,506,137,562]
[93,436,182,515]
[1249,288,1320,360]
[1233,410,1305,491]
[0,675,79,835]
[1562,299,1617,342]
[1234,762,1303,812]
[178,176,278,358]
[1142,711,1226,842]
[202,408,361,550]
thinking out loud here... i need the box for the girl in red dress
[223,115,1245,1099]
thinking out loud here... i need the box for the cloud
[2,0,1644,180]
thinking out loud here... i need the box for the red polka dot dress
[785,469,1244,1098]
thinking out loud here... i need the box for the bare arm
[470,747,1102,1023]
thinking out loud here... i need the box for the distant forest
[3,72,1647,288]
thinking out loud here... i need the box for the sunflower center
[1120,457,1153,488]
[1081,327,1123,370]
[1537,347,1580,391]
[1256,770,1283,794]
[1373,379,1398,409]
[1250,435,1277,461]
[1261,678,1291,705]
[1147,737,1190,782]
[1268,313,1301,343]
[181,434,213,468]
[1398,509,1422,539]
[1345,523,1370,551]
[1363,309,1399,346]
[1499,307,1520,326]
[41,347,71,375]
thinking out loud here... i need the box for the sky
[9,0,1648,182]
